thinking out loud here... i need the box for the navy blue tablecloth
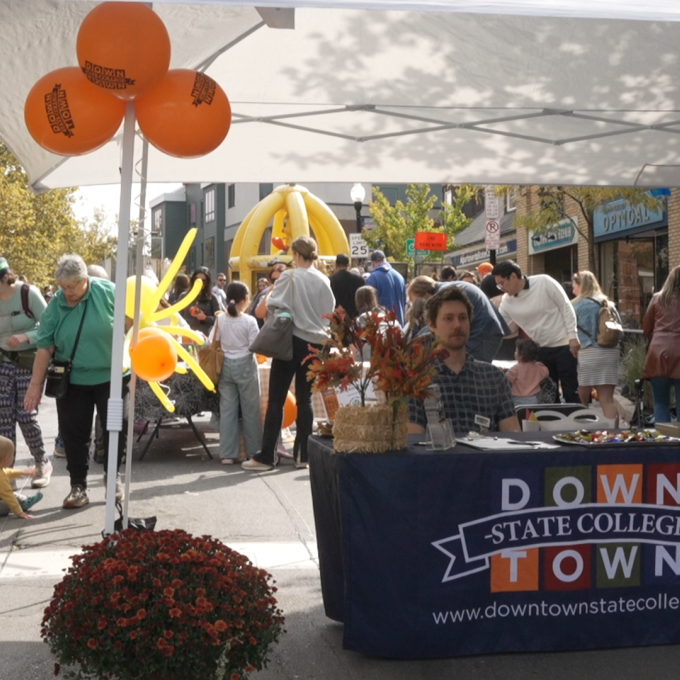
[309,435,680,658]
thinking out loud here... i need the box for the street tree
[365,184,476,264]
[0,143,116,287]
[509,186,664,276]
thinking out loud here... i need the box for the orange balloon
[24,67,125,156]
[282,391,297,429]
[130,333,177,382]
[136,69,231,158]
[76,2,171,101]
[256,354,268,364]
[137,327,166,341]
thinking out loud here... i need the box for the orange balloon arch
[25,2,231,161]
[136,69,231,158]
[24,67,126,156]
[76,2,171,101]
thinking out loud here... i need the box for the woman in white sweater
[243,236,335,471]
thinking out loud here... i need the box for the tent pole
[121,137,150,529]
[104,101,136,536]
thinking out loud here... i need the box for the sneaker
[32,460,53,488]
[241,458,274,472]
[295,461,309,470]
[104,473,124,502]
[63,485,89,509]
[20,492,43,512]
[54,435,66,458]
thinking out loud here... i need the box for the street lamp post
[350,183,366,233]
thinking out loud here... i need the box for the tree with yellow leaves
[0,143,117,288]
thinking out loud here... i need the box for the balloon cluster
[24,2,231,158]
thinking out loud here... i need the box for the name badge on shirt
[474,414,491,431]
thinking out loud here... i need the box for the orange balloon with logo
[130,333,177,382]
[24,67,125,156]
[136,69,231,158]
[76,1,171,100]
[282,391,297,429]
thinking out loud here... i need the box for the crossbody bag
[44,300,89,399]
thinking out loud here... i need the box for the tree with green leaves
[364,184,476,264]
[0,143,117,288]
[510,186,664,276]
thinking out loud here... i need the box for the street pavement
[2,400,680,679]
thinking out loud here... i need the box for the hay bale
[333,403,407,453]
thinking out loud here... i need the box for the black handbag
[44,300,88,400]
[249,271,294,361]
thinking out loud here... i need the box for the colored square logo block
[491,548,539,592]
[544,545,591,591]
[596,465,643,504]
[596,543,640,588]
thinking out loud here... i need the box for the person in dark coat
[329,253,364,319]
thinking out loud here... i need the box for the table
[135,372,220,459]
[309,432,680,658]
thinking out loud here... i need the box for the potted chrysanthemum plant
[41,528,285,680]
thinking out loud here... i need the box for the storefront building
[593,196,668,327]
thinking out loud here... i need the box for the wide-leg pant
[0,361,46,465]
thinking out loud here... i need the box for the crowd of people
[1,244,679,521]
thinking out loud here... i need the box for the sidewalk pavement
[2,401,680,680]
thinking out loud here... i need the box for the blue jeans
[649,377,680,424]
[513,394,539,408]
[218,354,262,460]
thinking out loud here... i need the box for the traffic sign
[405,238,415,258]
[349,233,370,259]
[485,186,500,221]
[415,231,447,251]
[485,219,501,250]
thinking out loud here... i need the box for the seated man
[408,286,520,434]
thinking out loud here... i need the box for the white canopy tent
[4,1,680,190]
[4,0,680,533]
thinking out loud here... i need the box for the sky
[72,182,183,234]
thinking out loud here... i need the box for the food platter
[553,429,680,447]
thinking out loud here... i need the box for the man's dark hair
[335,253,350,267]
[440,265,457,281]
[491,260,522,279]
[426,284,473,327]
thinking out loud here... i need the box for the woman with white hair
[24,254,126,509]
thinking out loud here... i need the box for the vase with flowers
[41,528,285,680]
[306,308,443,453]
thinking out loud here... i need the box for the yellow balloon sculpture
[228,183,350,284]
[125,227,215,412]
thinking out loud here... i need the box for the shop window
[205,189,215,222]
[153,208,162,235]
[205,236,215,269]
[259,183,273,201]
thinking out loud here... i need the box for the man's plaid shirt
[409,354,516,433]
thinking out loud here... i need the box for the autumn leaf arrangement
[306,307,443,407]
[41,528,285,680]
